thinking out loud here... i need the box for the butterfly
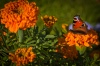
[70,15,88,34]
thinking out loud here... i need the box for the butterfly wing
[72,15,88,34]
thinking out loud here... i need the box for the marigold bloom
[62,24,68,30]
[41,15,57,28]
[9,47,36,66]
[56,37,78,60]
[0,0,39,33]
[64,29,99,47]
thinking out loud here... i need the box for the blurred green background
[0,0,100,30]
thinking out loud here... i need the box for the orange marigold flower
[9,47,36,66]
[41,15,57,28]
[0,0,39,33]
[64,29,100,47]
[56,37,78,60]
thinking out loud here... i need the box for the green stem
[18,29,23,43]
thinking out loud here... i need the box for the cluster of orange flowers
[41,15,57,28]
[0,0,39,33]
[56,37,78,60]
[64,29,99,48]
[9,47,36,66]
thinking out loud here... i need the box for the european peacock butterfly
[70,15,88,34]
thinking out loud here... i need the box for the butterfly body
[71,15,88,34]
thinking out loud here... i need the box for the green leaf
[45,35,56,38]
[76,46,86,55]
[24,37,33,43]
[18,29,23,42]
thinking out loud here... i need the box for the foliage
[0,0,100,66]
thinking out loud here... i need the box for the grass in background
[1,0,100,30]
[30,0,100,30]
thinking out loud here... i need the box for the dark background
[1,0,100,29]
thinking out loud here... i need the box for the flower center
[12,7,23,14]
